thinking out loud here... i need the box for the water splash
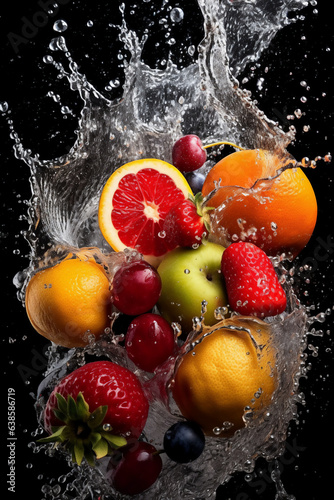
[6,1,301,265]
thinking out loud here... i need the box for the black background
[1,1,333,499]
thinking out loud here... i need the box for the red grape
[126,313,176,372]
[172,134,207,172]
[109,441,162,496]
[112,260,162,316]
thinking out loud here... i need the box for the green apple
[157,241,228,334]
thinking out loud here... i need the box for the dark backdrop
[1,1,333,499]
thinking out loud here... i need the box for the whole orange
[25,256,111,348]
[172,317,276,437]
[202,149,317,258]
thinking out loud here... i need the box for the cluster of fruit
[25,134,317,496]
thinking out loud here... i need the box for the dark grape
[185,171,206,193]
[163,421,205,463]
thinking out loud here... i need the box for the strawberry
[221,241,287,317]
[39,361,149,466]
[163,192,212,248]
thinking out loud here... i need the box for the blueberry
[185,171,206,194]
[163,421,205,463]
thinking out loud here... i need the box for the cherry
[126,313,176,372]
[172,134,207,172]
[112,260,162,316]
[163,421,205,463]
[172,135,245,173]
[108,441,162,496]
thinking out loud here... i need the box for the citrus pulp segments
[98,159,193,261]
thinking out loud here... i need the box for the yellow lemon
[172,316,277,436]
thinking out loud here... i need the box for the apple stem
[202,141,244,151]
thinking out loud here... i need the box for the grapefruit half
[98,159,193,264]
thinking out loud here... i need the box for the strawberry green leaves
[38,392,127,466]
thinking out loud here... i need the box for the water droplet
[243,459,255,473]
[61,106,72,115]
[49,38,60,51]
[50,35,67,52]
[254,388,263,398]
[170,7,184,23]
[257,77,265,90]
[294,108,303,119]
[0,101,9,112]
[53,19,68,33]
[188,45,196,56]
[52,485,62,495]
[184,268,190,274]
[109,78,120,88]
[43,55,54,64]
[86,20,94,27]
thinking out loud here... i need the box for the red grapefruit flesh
[98,159,193,263]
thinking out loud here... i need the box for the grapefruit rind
[98,158,193,261]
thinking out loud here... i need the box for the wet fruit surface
[109,441,163,496]
[25,256,111,348]
[157,241,227,334]
[172,317,277,436]
[98,159,193,263]
[172,134,207,172]
[44,361,149,439]
[202,149,317,258]
[112,260,162,316]
[125,313,175,373]
[163,421,205,463]
[221,241,287,317]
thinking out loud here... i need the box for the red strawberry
[221,241,287,317]
[40,361,149,466]
[163,193,211,248]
